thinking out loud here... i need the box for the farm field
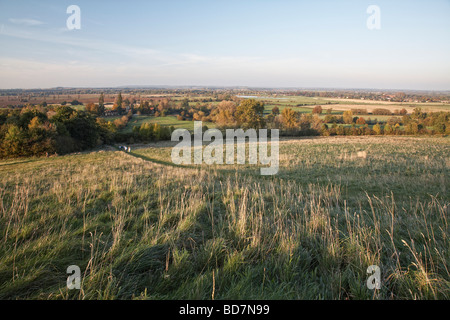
[323,97,450,108]
[321,103,450,114]
[246,95,450,114]
[0,136,448,299]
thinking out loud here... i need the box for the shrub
[312,105,322,114]
[356,117,366,125]
[384,123,393,135]
[373,123,382,135]
[372,108,392,115]
[343,110,354,124]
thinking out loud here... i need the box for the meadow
[0,136,448,299]
[124,115,213,133]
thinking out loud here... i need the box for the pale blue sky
[0,0,449,90]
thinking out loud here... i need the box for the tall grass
[0,136,448,299]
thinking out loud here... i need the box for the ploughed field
[0,136,448,299]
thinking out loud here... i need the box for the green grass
[124,115,215,133]
[70,104,86,111]
[263,104,316,115]
[100,115,216,133]
[0,136,448,299]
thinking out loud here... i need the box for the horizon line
[1,85,449,93]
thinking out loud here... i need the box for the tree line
[1,95,449,159]
[209,99,450,136]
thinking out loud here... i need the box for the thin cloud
[0,24,167,62]
[8,18,45,27]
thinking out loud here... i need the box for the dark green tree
[99,93,105,107]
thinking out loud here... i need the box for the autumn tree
[411,108,426,122]
[432,112,447,134]
[311,114,323,131]
[343,110,354,124]
[312,105,322,114]
[405,122,419,135]
[235,99,265,129]
[159,98,170,113]
[85,103,103,116]
[356,117,366,125]
[281,108,299,130]
[113,116,129,130]
[373,123,382,135]
[384,123,393,135]
[1,125,26,156]
[299,113,313,131]
[215,100,237,127]
[272,106,280,115]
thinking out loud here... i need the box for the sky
[0,0,449,90]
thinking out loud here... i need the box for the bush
[70,100,82,106]
[372,108,392,115]
[373,123,382,135]
[312,105,322,114]
[351,108,368,115]
[343,110,354,124]
[356,117,366,125]
[113,116,129,130]
[384,123,393,135]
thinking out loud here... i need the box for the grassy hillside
[0,136,448,299]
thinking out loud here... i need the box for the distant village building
[104,109,119,116]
